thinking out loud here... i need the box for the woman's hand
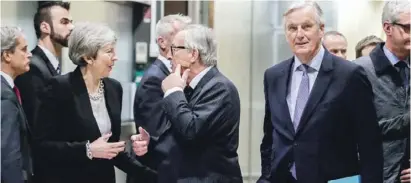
[89,133,125,159]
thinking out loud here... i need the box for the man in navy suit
[258,2,383,183]
[132,14,191,183]
[1,26,33,183]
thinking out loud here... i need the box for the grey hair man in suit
[1,26,33,183]
[131,13,192,183]
[159,24,242,182]
[355,1,410,183]
[259,1,382,183]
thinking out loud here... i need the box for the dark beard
[50,29,69,47]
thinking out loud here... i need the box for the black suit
[163,67,243,183]
[1,76,32,183]
[15,46,58,182]
[132,59,178,183]
[259,50,383,183]
[33,67,156,183]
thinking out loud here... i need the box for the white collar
[0,71,14,88]
[38,45,60,70]
[158,55,172,72]
[293,45,325,72]
[189,66,213,89]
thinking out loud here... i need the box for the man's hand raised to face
[162,64,190,92]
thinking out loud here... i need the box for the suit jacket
[1,76,32,183]
[15,46,58,181]
[355,43,410,183]
[131,59,179,183]
[259,50,383,183]
[33,67,156,183]
[15,46,58,129]
[162,67,243,183]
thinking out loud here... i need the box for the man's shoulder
[264,58,293,81]
[22,54,50,79]
[352,56,374,70]
[1,82,14,100]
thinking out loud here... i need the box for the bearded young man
[14,1,74,182]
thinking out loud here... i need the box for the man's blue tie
[291,64,311,179]
[395,61,409,88]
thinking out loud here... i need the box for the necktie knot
[56,64,61,75]
[296,64,314,74]
[395,61,408,68]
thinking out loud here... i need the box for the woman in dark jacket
[33,22,156,183]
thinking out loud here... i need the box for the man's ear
[190,49,199,63]
[157,37,167,50]
[40,21,51,35]
[2,51,13,63]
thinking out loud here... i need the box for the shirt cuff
[164,87,183,98]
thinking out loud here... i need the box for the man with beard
[14,1,74,182]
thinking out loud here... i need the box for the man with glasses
[132,14,191,183]
[355,1,410,183]
[159,24,242,182]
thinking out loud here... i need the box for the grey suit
[355,43,410,183]
[1,76,32,183]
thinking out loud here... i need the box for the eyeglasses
[170,45,187,56]
[392,22,410,34]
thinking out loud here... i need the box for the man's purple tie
[291,64,311,179]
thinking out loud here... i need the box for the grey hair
[324,31,347,41]
[355,35,383,58]
[68,22,116,66]
[1,26,22,56]
[382,0,410,24]
[283,1,324,26]
[180,24,217,67]
[156,14,192,40]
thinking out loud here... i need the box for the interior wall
[336,0,386,60]
[1,1,38,51]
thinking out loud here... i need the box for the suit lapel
[1,76,31,135]
[189,67,219,102]
[70,67,101,139]
[32,46,58,76]
[153,59,171,76]
[296,51,334,135]
[273,59,295,139]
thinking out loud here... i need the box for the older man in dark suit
[1,26,33,183]
[158,24,242,182]
[355,1,410,183]
[258,2,383,183]
[132,14,191,183]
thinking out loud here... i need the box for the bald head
[323,31,348,59]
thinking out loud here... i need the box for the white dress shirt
[286,46,325,120]
[164,66,213,98]
[38,45,60,71]
[0,71,14,88]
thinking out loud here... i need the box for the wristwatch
[86,140,93,160]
